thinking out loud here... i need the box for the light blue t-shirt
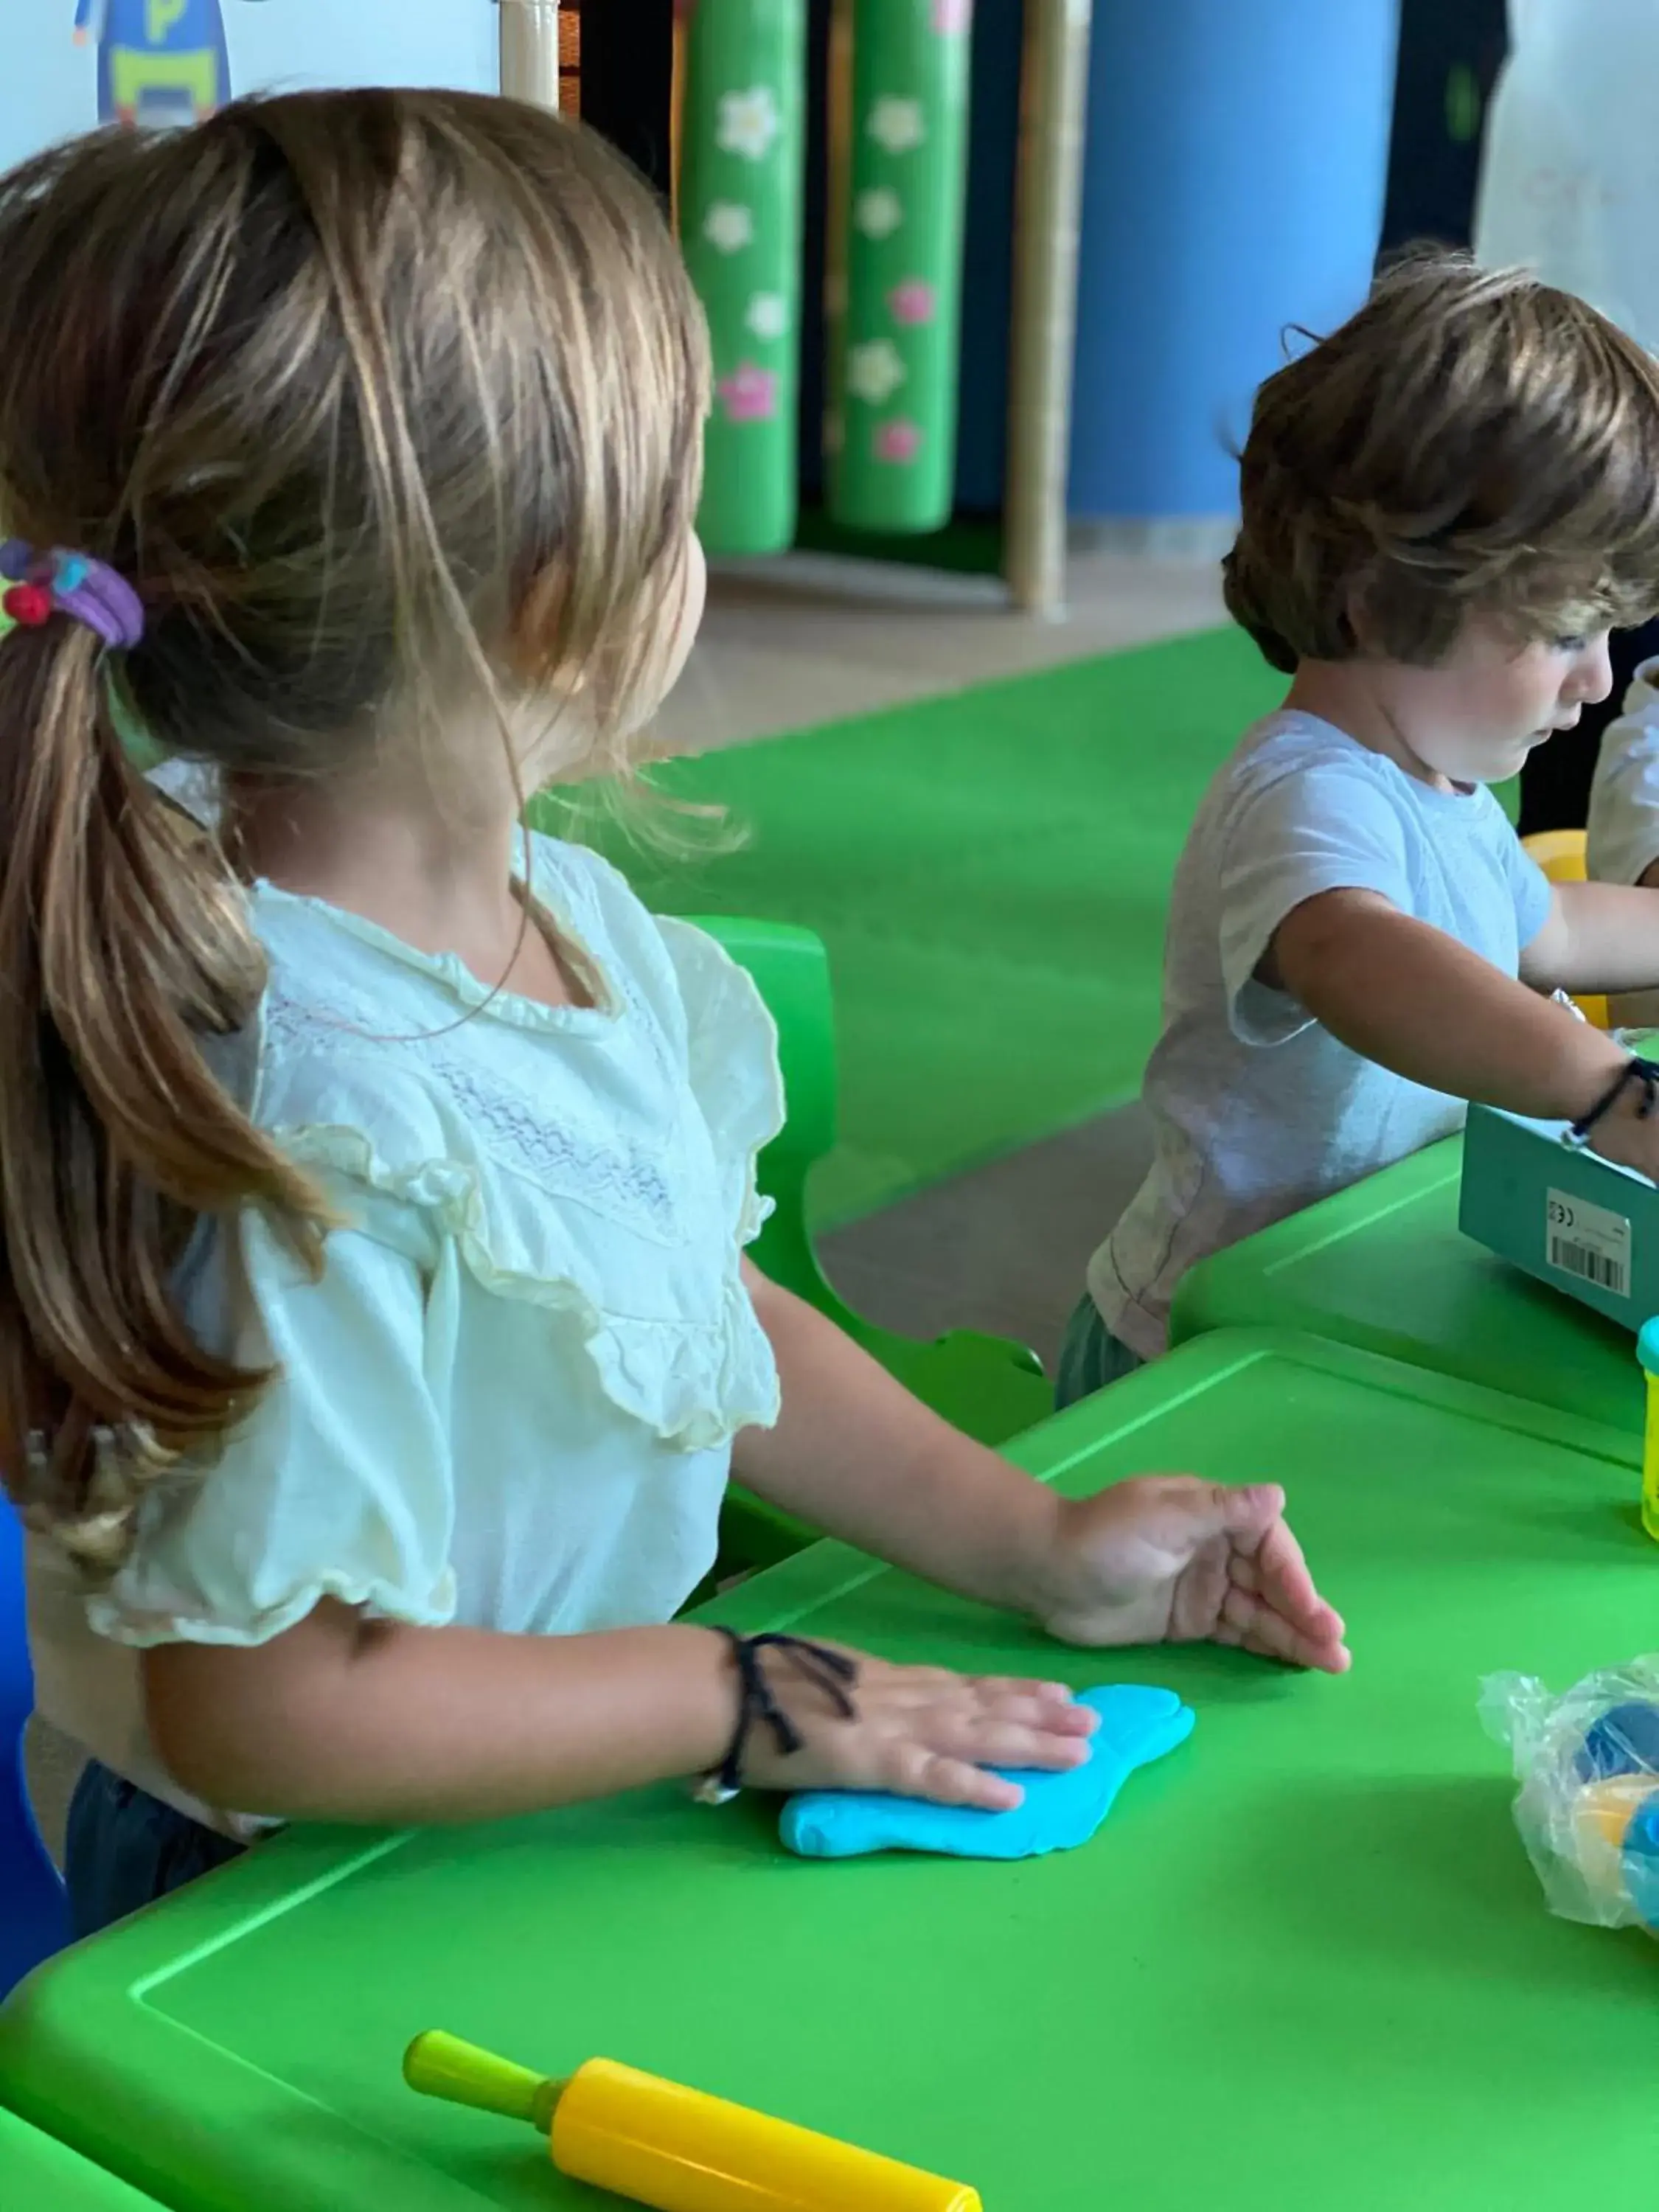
[1091,711,1554,1358]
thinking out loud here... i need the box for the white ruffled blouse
[27,835,784,1830]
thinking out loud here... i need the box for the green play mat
[3,606,1516,1230]
[560,625,1284,1222]
[588,630,1523,1223]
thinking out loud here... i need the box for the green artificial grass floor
[69,596,1513,1234]
[587,625,1289,1225]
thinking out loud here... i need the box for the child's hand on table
[1032,1478,1350,1673]
[738,1652,1098,1813]
[733,1269,1352,1787]
[723,1474,1346,1818]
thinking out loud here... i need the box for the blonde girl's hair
[1223,249,1659,672]
[0,89,710,1568]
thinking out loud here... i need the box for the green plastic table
[1170,1135,1644,1434]
[1,2106,162,2210]
[1,1331,1655,2212]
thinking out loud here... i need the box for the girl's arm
[735,1266,1349,1672]
[133,1201,1099,1825]
[139,1228,1345,1829]
[145,1614,737,1822]
[734,1263,1061,1611]
[143,1608,1093,1823]
[142,1267,1351,1828]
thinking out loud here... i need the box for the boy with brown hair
[1064,251,1659,1399]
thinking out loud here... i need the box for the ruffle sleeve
[90,1212,460,1649]
[653,916,786,1247]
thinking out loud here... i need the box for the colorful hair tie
[0,540,144,650]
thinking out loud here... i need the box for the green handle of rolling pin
[404,2031,563,2135]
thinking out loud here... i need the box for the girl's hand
[738,1645,1099,1812]
[1032,1478,1351,1674]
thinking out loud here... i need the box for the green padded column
[679,0,807,555]
[827,0,973,535]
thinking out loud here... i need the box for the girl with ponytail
[0,89,1346,1938]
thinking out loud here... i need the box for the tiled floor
[26,541,1220,1863]
[657,542,1227,756]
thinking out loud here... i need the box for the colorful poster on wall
[74,1,234,129]
[3,4,499,178]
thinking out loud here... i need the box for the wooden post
[500,0,563,110]
[1003,0,1092,617]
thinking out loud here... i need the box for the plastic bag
[1473,0,1659,352]
[1481,1660,1659,1930]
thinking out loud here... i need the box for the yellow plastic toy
[1637,1318,1659,1543]
[1520,830,1610,1027]
[403,2031,981,2212]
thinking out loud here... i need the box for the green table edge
[0,1327,1646,2208]
[1,2103,162,2209]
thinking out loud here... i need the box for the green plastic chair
[689,914,1051,1573]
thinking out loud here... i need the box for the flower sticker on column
[854,187,904,240]
[703,202,755,255]
[846,340,907,406]
[717,364,779,424]
[888,279,936,327]
[745,293,790,342]
[717,87,782,163]
[874,420,922,465]
[931,0,973,32]
[866,98,926,156]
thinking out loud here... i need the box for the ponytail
[0,622,330,1573]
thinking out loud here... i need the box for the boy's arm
[1523,880,1659,995]
[1267,887,1631,1119]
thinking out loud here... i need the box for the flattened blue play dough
[779,1684,1194,1861]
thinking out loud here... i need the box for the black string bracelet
[691,1630,860,1805]
[1565,1057,1659,1149]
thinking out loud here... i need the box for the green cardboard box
[1459,1101,1655,1330]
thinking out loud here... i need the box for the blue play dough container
[1574,1700,1659,1784]
[1621,1795,1659,1930]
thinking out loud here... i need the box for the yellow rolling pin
[403,2031,981,2212]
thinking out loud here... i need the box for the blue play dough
[779,1684,1195,1862]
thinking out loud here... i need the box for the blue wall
[1068,0,1399,519]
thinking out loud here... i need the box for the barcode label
[1546,1189,1632,1300]
[1549,1237,1630,1293]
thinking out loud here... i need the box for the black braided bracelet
[1565,1057,1659,1149]
[691,1630,860,1806]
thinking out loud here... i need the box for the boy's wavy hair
[1223,250,1659,672]
[0,89,709,1571]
